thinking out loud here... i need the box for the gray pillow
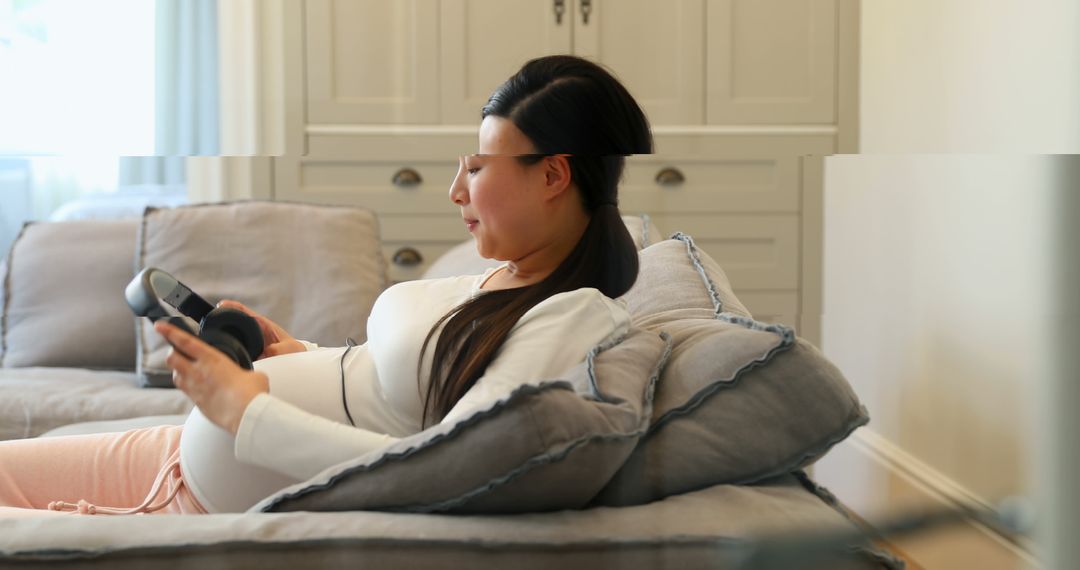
[136,201,388,387]
[621,232,752,322]
[255,327,671,514]
[1,219,139,370]
[592,314,868,506]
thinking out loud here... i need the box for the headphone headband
[126,267,215,322]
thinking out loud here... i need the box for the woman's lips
[464,219,478,232]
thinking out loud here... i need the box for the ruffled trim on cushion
[647,317,797,435]
[669,232,725,316]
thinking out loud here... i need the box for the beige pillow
[136,202,388,387]
[1,220,139,370]
[621,232,752,322]
[255,328,670,514]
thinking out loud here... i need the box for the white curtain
[119,0,219,186]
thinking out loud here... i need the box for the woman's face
[449,116,550,261]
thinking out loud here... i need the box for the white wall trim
[306,125,839,137]
[841,428,1038,566]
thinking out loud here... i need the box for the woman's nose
[449,158,468,205]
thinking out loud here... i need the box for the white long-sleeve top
[178,265,631,513]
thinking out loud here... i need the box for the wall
[815,156,1064,567]
[815,1,1080,567]
[858,0,1080,153]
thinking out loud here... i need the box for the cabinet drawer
[291,160,460,215]
[621,156,799,213]
[383,241,463,284]
[645,214,799,290]
[378,213,472,283]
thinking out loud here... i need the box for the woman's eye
[467,167,480,175]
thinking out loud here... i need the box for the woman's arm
[234,394,400,481]
[156,321,401,481]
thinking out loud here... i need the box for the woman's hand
[155,320,270,435]
[216,300,307,359]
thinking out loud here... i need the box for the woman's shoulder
[520,287,630,326]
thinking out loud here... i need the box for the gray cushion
[0,367,192,441]
[593,314,869,506]
[0,473,900,569]
[1,219,139,370]
[135,201,388,387]
[255,327,671,514]
[621,232,752,322]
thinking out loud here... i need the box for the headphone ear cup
[199,307,265,368]
[199,329,255,370]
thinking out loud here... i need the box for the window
[0,0,156,155]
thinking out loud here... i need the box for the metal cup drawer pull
[392,246,424,267]
[392,167,422,188]
[655,167,686,187]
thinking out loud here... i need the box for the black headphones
[125,267,265,370]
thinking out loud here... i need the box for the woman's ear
[541,154,573,200]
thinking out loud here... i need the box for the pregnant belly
[179,347,367,513]
[179,407,298,513]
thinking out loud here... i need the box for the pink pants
[0,425,207,517]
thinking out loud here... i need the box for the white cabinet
[307,0,723,127]
[272,0,857,345]
[438,0,573,124]
[305,0,441,124]
[706,0,837,124]
[570,0,704,125]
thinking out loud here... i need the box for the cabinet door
[573,0,705,125]
[306,0,440,124]
[440,0,573,125]
[706,0,836,124]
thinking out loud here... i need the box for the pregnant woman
[0,54,653,515]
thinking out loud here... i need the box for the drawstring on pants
[46,457,185,515]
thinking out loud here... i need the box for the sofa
[0,201,901,569]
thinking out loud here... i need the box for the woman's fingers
[217,300,281,348]
[154,321,216,363]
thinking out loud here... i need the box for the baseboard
[813,428,1038,569]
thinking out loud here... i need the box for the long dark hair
[420,55,653,426]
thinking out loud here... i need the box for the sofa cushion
[0,367,192,441]
[135,201,388,387]
[421,213,663,280]
[0,473,901,569]
[1,219,139,370]
[592,314,869,506]
[621,232,752,323]
[255,327,671,514]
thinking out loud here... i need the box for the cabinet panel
[575,0,705,125]
[645,213,799,290]
[706,0,836,124]
[306,0,440,124]
[440,0,573,124]
[737,291,798,328]
[620,155,799,213]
